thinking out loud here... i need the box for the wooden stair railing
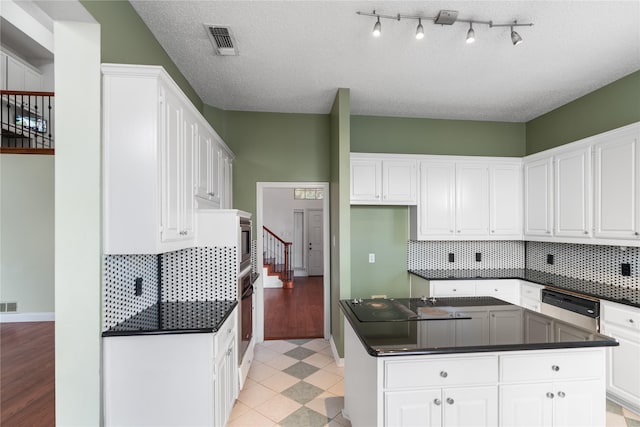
[1,90,55,154]
[263,226,294,288]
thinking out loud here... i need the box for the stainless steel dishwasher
[540,288,600,332]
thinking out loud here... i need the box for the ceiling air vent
[204,25,239,56]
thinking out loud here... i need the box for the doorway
[256,182,330,342]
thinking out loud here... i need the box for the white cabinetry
[103,64,233,254]
[524,157,553,236]
[430,279,521,305]
[104,308,238,427]
[350,154,417,205]
[601,300,640,413]
[520,281,544,312]
[0,52,6,90]
[594,127,640,241]
[412,158,521,240]
[5,54,42,91]
[554,148,591,237]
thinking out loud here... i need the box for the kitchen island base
[344,320,607,427]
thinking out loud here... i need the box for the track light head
[510,26,523,45]
[416,18,424,40]
[466,23,475,44]
[373,17,382,37]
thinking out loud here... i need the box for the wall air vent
[204,25,239,56]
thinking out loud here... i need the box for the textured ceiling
[130,1,640,122]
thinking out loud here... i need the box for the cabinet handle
[446,398,454,405]
[629,319,635,324]
[583,231,588,235]
[635,232,639,236]
[546,392,555,399]
[452,289,457,292]
[494,288,498,292]
[557,391,566,398]
[491,230,495,233]
[440,371,448,378]
[551,365,560,372]
[433,399,441,406]
[546,231,551,234]
[457,230,461,233]
[450,230,454,233]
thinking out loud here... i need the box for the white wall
[0,153,54,314]
[263,188,322,241]
[54,20,101,426]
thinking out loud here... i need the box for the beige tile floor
[230,339,640,427]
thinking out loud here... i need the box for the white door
[385,389,442,427]
[195,127,209,199]
[307,209,323,276]
[554,148,591,237]
[594,133,639,239]
[160,88,184,242]
[182,112,195,237]
[603,323,640,405]
[351,159,381,202]
[443,386,497,427]
[419,161,456,238]
[489,164,522,237]
[552,380,604,427]
[456,163,490,236]
[383,160,417,204]
[524,157,553,236]
[500,383,553,427]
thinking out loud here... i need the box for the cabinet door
[489,164,522,237]
[222,154,232,209]
[524,311,553,343]
[419,161,455,237]
[554,148,591,237]
[443,386,497,427]
[214,347,229,427]
[6,55,24,90]
[594,133,639,239]
[455,164,489,236]
[0,52,6,90]
[500,383,553,427]
[351,159,381,203]
[182,113,195,237]
[524,158,553,236]
[552,380,605,427]
[489,309,523,345]
[209,139,221,204]
[24,66,42,91]
[455,311,489,346]
[418,320,456,348]
[382,160,417,204]
[602,323,640,406]
[160,89,184,242]
[195,130,210,199]
[385,389,442,427]
[554,322,594,342]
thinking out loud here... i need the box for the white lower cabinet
[430,279,521,305]
[385,387,497,427]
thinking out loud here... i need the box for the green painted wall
[350,206,409,299]
[526,70,640,154]
[330,88,351,357]
[80,0,203,110]
[223,111,330,219]
[203,104,229,141]
[351,116,526,156]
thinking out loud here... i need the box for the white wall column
[54,21,102,425]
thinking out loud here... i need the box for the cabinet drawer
[214,310,236,354]
[500,350,603,382]
[602,301,640,331]
[520,282,543,301]
[476,280,518,297]
[431,281,476,297]
[384,356,498,389]
[521,297,541,312]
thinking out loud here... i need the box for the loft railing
[1,90,54,151]
[263,226,294,287]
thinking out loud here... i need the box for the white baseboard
[0,312,55,323]
[330,334,344,367]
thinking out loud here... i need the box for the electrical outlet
[368,253,375,263]
[621,263,631,276]
[475,252,482,262]
[546,254,554,265]
[448,253,455,263]
[135,277,143,296]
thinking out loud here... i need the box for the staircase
[263,226,294,288]
[1,90,55,154]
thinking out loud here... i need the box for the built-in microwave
[239,216,252,271]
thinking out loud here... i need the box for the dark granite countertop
[102,300,237,337]
[409,269,640,308]
[340,297,618,357]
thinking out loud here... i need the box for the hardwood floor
[0,322,55,427]
[264,275,324,340]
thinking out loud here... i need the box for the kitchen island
[340,297,618,427]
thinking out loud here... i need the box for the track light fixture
[466,22,475,44]
[372,17,381,37]
[357,10,533,46]
[416,18,424,40]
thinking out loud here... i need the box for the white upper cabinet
[103,64,233,254]
[455,163,489,235]
[489,164,522,237]
[554,147,591,238]
[350,154,417,205]
[594,127,640,240]
[524,157,553,237]
[416,161,456,237]
[0,52,6,90]
[5,54,42,91]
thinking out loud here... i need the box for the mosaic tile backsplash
[408,240,525,270]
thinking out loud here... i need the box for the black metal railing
[1,90,54,149]
[263,226,293,284]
